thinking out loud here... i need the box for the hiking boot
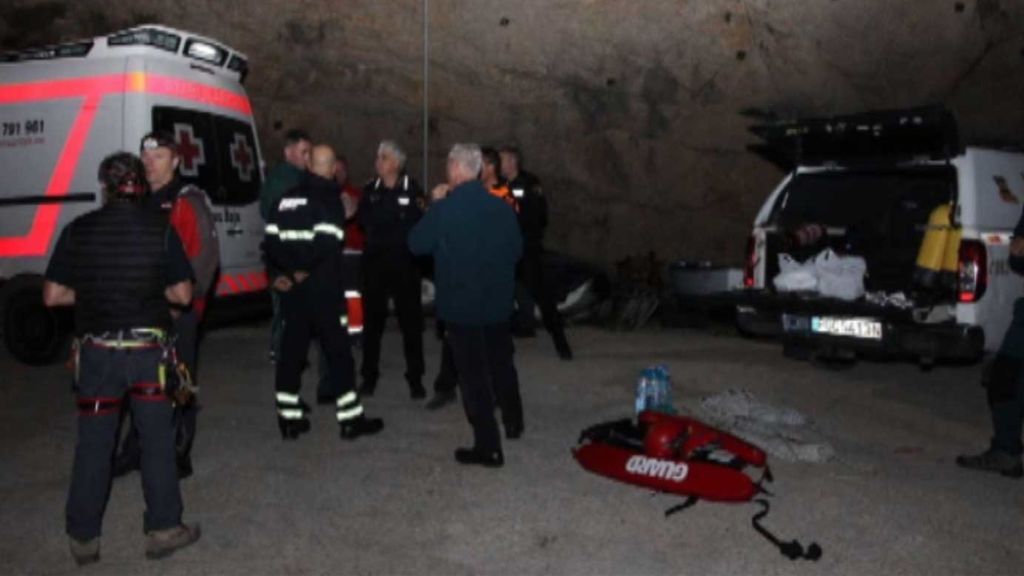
[69,537,99,566]
[277,417,311,440]
[454,447,504,468]
[339,415,384,440]
[425,389,457,411]
[145,524,200,560]
[956,449,1023,478]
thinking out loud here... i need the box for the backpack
[177,185,220,297]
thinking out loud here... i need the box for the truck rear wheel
[3,285,67,365]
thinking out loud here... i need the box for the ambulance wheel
[3,285,68,365]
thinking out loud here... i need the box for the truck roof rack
[748,106,961,168]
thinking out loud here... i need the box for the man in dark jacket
[957,209,1024,478]
[264,144,383,441]
[499,145,572,361]
[409,143,523,468]
[357,140,427,399]
[261,129,312,363]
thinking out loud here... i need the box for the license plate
[811,316,883,340]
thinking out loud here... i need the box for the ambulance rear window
[152,106,262,206]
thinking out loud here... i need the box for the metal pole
[422,0,429,188]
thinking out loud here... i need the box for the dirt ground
[1,322,1021,575]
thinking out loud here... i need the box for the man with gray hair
[409,144,524,467]
[356,140,427,399]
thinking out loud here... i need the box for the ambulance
[737,107,1024,367]
[0,26,268,364]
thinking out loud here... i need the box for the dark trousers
[988,299,1024,456]
[514,251,569,345]
[270,290,284,357]
[433,320,458,394]
[277,284,357,411]
[361,255,424,387]
[319,251,363,397]
[448,322,523,453]
[68,346,182,541]
[116,310,200,467]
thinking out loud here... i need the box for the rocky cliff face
[3,0,1022,266]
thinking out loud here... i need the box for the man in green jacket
[261,129,312,361]
[408,143,523,468]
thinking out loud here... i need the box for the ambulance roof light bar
[184,38,228,67]
[0,40,93,63]
[107,27,182,53]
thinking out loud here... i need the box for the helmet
[644,420,687,459]
[98,152,147,198]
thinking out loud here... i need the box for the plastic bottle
[653,365,674,413]
[635,369,653,415]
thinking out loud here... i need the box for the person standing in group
[263,144,384,440]
[315,154,366,404]
[356,140,426,399]
[259,129,312,363]
[409,143,524,467]
[113,132,220,480]
[957,206,1024,478]
[425,146,517,411]
[499,145,573,361]
[44,153,200,564]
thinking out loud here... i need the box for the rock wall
[3,0,1023,266]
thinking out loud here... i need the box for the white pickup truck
[737,107,1024,366]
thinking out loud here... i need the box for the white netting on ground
[698,389,835,463]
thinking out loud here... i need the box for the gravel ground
[0,322,1021,575]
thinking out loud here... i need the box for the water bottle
[635,369,654,415]
[652,364,674,414]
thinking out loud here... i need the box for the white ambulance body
[737,107,1024,365]
[0,26,267,364]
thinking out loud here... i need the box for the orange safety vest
[489,183,519,212]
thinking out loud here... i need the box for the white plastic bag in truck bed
[815,249,867,301]
[773,253,819,292]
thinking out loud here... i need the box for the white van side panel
[0,58,126,278]
[748,174,793,288]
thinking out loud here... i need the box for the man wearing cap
[44,152,200,564]
[113,131,220,480]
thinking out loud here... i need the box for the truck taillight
[743,235,757,288]
[958,239,987,303]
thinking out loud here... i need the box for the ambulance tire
[3,284,68,365]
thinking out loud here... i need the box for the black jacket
[357,173,425,260]
[263,172,347,299]
[508,170,547,253]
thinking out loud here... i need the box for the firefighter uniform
[263,172,383,440]
[509,171,573,360]
[45,186,195,552]
[357,173,426,397]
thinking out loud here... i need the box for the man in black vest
[44,153,200,565]
[356,140,427,398]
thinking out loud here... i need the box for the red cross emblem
[229,133,255,182]
[173,123,206,177]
